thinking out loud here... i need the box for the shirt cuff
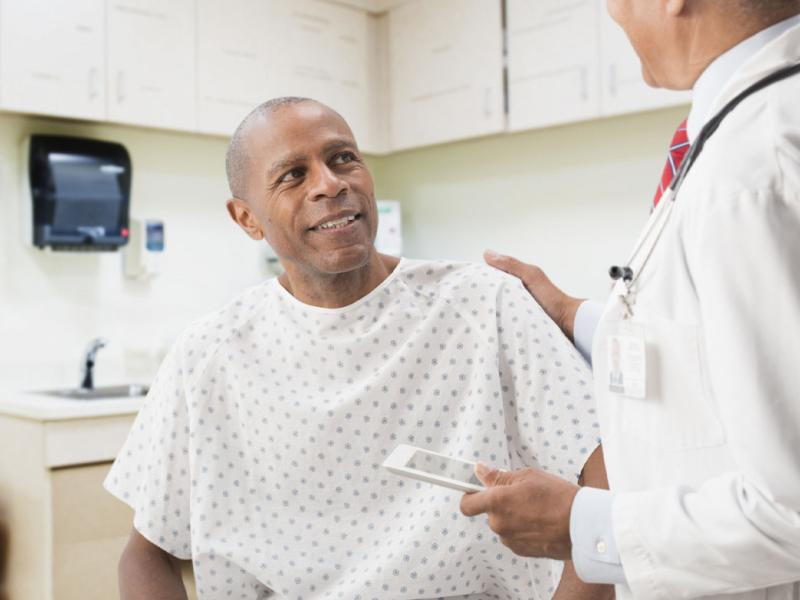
[573,300,604,366]
[570,486,627,585]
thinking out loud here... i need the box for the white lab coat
[592,24,800,600]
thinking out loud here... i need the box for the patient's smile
[310,213,361,232]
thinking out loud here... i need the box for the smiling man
[105,97,611,600]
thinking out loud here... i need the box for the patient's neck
[279,252,400,309]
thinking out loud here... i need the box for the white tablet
[382,444,485,493]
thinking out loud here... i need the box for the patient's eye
[331,151,358,165]
[279,167,305,183]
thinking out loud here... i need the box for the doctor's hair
[225,96,325,200]
[734,0,800,19]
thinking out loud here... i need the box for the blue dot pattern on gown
[105,259,601,600]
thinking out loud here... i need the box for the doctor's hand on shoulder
[460,463,579,560]
[484,250,582,341]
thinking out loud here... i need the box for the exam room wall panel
[0,112,268,391]
[370,104,689,301]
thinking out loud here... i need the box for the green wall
[368,104,688,298]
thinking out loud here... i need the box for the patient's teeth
[317,216,356,230]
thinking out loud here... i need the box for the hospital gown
[105,259,600,600]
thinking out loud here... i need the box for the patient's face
[241,102,378,276]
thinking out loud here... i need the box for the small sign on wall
[375,200,403,257]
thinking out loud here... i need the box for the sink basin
[36,384,149,400]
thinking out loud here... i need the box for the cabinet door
[51,463,132,600]
[0,0,105,120]
[598,0,689,116]
[195,0,273,136]
[107,0,195,131]
[50,462,197,600]
[267,0,378,153]
[507,0,601,131]
[388,0,504,151]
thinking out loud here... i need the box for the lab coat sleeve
[573,300,605,366]
[612,185,800,599]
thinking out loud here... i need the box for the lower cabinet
[0,414,196,600]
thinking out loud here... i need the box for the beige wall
[0,104,687,390]
[0,113,270,390]
[369,104,688,299]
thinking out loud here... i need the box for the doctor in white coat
[461,0,800,598]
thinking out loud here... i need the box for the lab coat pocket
[620,316,725,450]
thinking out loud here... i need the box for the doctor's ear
[664,0,687,17]
[226,198,265,241]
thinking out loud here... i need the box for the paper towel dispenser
[28,135,132,251]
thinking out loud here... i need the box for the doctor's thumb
[475,462,513,487]
[484,251,545,288]
[484,250,519,273]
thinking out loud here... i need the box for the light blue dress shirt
[567,12,800,585]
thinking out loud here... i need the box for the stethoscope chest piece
[609,265,634,282]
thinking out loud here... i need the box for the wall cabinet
[506,0,689,131]
[0,0,689,152]
[597,0,691,116]
[387,0,505,151]
[507,0,601,131]
[195,0,273,136]
[0,0,105,120]
[106,0,196,131]
[0,412,196,600]
[269,0,378,153]
[195,0,382,152]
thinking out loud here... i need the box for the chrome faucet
[80,337,108,390]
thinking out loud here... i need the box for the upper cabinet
[195,0,273,136]
[0,0,105,120]
[387,0,505,151]
[106,0,196,131]
[0,0,690,150]
[268,0,379,153]
[195,0,382,151]
[507,0,601,131]
[597,0,690,116]
[507,0,689,130]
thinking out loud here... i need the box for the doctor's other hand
[484,250,583,341]
[460,462,579,561]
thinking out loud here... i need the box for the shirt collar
[687,13,800,142]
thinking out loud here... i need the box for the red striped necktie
[653,118,690,208]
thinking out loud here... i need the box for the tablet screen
[406,450,483,487]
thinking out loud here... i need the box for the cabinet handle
[116,71,126,103]
[88,67,99,100]
[609,64,618,97]
[484,87,492,118]
[580,66,589,101]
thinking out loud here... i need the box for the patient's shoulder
[397,258,524,301]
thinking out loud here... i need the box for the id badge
[606,321,646,399]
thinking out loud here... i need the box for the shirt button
[596,540,608,555]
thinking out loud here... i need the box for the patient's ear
[226,197,264,241]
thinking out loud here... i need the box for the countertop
[0,390,143,421]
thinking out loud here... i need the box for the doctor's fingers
[475,462,517,487]
[460,482,518,518]
[484,250,547,289]
[484,252,567,320]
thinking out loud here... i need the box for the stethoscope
[608,61,800,306]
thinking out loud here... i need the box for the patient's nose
[309,163,348,200]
